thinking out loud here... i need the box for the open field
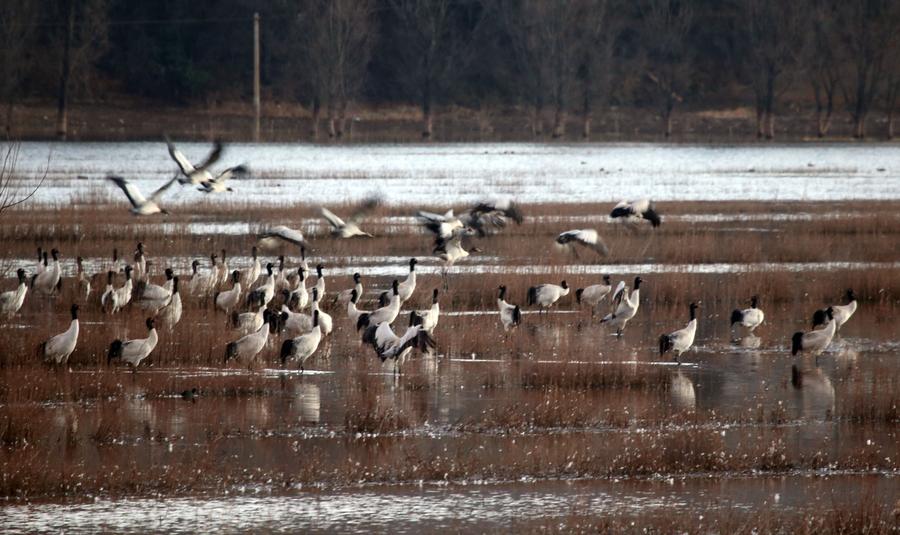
[1,145,899,532]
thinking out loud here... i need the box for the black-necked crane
[190,257,217,297]
[107,175,176,216]
[313,264,326,301]
[793,309,836,356]
[137,268,174,313]
[196,165,249,193]
[812,289,857,331]
[320,198,378,238]
[166,137,223,186]
[100,271,118,313]
[40,304,80,367]
[280,311,322,372]
[600,276,642,336]
[497,285,522,331]
[157,276,182,330]
[419,288,440,334]
[362,311,436,375]
[610,199,661,227]
[659,302,699,363]
[133,242,148,283]
[233,304,267,335]
[76,257,91,300]
[105,265,133,314]
[224,309,273,366]
[310,288,332,336]
[247,263,275,307]
[556,229,609,258]
[214,270,242,313]
[526,280,569,313]
[418,209,464,239]
[337,273,363,304]
[460,199,524,237]
[242,246,261,288]
[731,296,765,338]
[108,318,159,369]
[33,248,61,295]
[434,228,479,288]
[576,275,613,316]
[347,288,363,326]
[357,279,401,331]
[258,226,306,250]
[0,269,28,317]
[380,258,417,304]
[215,249,229,287]
[286,268,309,310]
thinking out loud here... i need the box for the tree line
[3,0,900,140]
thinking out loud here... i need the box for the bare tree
[55,0,109,141]
[390,0,480,139]
[738,0,805,140]
[806,0,841,137]
[296,0,375,140]
[576,0,614,139]
[544,1,583,138]
[0,144,46,217]
[0,1,39,137]
[883,52,900,139]
[836,0,898,139]
[497,0,586,138]
[640,0,693,138]
[496,0,550,137]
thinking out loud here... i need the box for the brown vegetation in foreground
[1,200,898,505]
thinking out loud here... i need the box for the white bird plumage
[32,248,61,295]
[0,269,28,317]
[419,288,440,334]
[610,199,661,227]
[659,302,699,363]
[600,277,642,336]
[813,289,857,331]
[258,226,306,249]
[107,175,176,216]
[214,270,243,313]
[575,275,614,316]
[497,285,522,331]
[320,198,378,238]
[280,311,323,371]
[224,310,272,365]
[793,314,837,356]
[556,229,609,257]
[357,279,401,331]
[527,281,570,312]
[362,311,436,374]
[157,277,183,330]
[41,304,80,365]
[166,137,223,186]
[108,318,159,368]
[731,295,765,336]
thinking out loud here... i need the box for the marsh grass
[1,199,899,504]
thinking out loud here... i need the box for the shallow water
[5,475,896,534]
[12,142,900,205]
[2,147,899,529]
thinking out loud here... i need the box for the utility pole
[253,12,261,142]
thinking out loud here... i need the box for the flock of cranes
[1,139,860,374]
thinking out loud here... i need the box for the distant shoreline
[5,99,900,144]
